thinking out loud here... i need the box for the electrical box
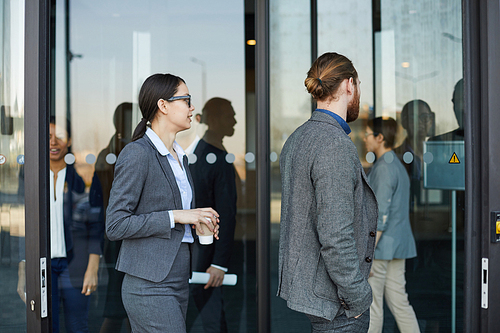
[423,141,465,190]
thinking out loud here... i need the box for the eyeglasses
[364,132,378,137]
[167,95,191,108]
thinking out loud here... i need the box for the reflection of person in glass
[428,79,464,142]
[428,79,465,232]
[105,73,220,333]
[394,100,435,210]
[394,99,435,181]
[89,102,132,332]
[364,117,419,333]
[278,52,378,332]
[188,98,237,333]
[18,117,102,333]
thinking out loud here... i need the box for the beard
[346,88,360,123]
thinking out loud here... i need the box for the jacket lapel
[142,135,183,210]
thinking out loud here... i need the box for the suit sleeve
[368,162,395,232]
[106,143,173,241]
[212,159,237,268]
[67,165,85,194]
[311,139,372,318]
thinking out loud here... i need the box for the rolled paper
[188,272,237,286]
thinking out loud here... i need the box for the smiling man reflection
[188,98,237,333]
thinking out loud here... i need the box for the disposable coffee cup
[196,218,214,245]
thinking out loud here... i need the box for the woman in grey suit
[106,73,219,333]
[364,117,420,333]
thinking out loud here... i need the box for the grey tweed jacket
[278,111,378,320]
[106,135,194,283]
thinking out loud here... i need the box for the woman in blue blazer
[106,73,219,333]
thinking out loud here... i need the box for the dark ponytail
[131,118,149,142]
[131,73,186,141]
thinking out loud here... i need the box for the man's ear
[346,77,355,95]
[195,114,202,123]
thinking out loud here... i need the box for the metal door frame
[25,0,51,332]
[463,0,500,332]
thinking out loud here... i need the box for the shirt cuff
[210,264,228,272]
[168,210,175,228]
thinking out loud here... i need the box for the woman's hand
[81,254,99,296]
[172,208,220,239]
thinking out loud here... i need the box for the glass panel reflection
[270,0,463,331]
[270,0,311,331]
[0,0,27,331]
[320,0,463,331]
[371,1,464,332]
[53,0,255,331]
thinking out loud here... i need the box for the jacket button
[365,257,372,263]
[370,231,376,237]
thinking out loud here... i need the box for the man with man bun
[278,52,378,332]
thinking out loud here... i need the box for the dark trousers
[191,284,228,333]
[51,258,90,333]
[307,309,370,333]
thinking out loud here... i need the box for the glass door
[269,0,464,332]
[51,0,257,331]
[0,1,27,331]
[366,1,464,331]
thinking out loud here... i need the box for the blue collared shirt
[315,109,351,135]
[145,127,194,243]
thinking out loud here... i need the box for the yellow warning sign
[449,152,460,164]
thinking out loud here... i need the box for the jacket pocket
[312,253,338,301]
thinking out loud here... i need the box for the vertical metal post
[65,0,71,122]
[371,0,379,116]
[25,0,51,332]
[451,190,456,333]
[256,0,270,331]
[310,0,317,113]
[311,0,317,65]
[462,0,500,332]
[462,0,480,330]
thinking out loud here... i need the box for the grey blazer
[106,135,194,283]
[278,111,378,320]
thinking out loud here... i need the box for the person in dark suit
[394,99,435,182]
[394,100,435,210]
[428,79,464,142]
[105,73,220,333]
[188,97,237,333]
[278,52,378,332]
[428,79,465,232]
[18,117,103,333]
